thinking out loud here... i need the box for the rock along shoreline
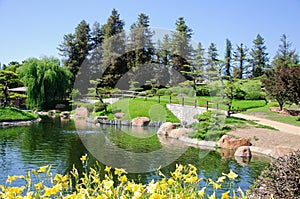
[0,118,41,128]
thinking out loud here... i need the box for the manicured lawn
[144,95,266,111]
[0,107,39,122]
[109,98,180,122]
[245,102,300,126]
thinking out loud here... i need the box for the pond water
[0,117,270,193]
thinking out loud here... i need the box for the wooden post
[216,102,219,110]
[206,100,209,111]
[181,96,184,106]
[158,95,160,103]
[194,99,197,108]
[169,95,172,104]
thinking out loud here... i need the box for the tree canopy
[19,57,71,109]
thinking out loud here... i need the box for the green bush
[94,101,108,112]
[251,150,300,198]
[196,85,210,96]
[235,79,265,100]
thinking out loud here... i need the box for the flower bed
[0,155,249,198]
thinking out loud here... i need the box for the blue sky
[1,0,300,65]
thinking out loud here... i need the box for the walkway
[232,113,300,136]
[167,104,300,135]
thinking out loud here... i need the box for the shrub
[235,79,265,100]
[250,150,300,198]
[196,85,210,96]
[94,101,108,112]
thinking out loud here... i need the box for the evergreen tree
[156,34,172,66]
[58,20,92,86]
[223,39,232,79]
[249,34,269,77]
[206,43,219,80]
[100,9,126,88]
[272,34,299,71]
[171,17,193,80]
[91,21,104,49]
[233,43,248,79]
[127,13,154,69]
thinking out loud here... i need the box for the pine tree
[233,43,248,79]
[91,21,104,49]
[127,13,154,69]
[249,34,269,77]
[156,34,171,66]
[58,20,92,87]
[272,34,299,71]
[100,9,126,88]
[206,43,219,80]
[171,17,193,80]
[223,39,232,79]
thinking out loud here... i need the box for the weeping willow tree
[20,57,72,109]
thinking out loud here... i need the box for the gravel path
[232,113,300,136]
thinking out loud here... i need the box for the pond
[0,117,270,193]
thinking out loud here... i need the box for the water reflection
[0,117,269,191]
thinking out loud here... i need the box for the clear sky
[1,0,300,65]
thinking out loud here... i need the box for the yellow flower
[147,180,158,194]
[119,175,127,183]
[6,175,24,184]
[80,154,87,162]
[227,170,238,180]
[167,178,174,185]
[104,166,111,173]
[114,168,127,176]
[185,176,198,183]
[150,193,165,199]
[198,187,206,197]
[103,180,114,190]
[213,182,222,190]
[221,191,230,199]
[34,181,43,190]
[6,175,17,184]
[217,176,226,183]
[38,166,48,173]
[208,192,216,199]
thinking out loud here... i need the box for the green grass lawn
[0,107,39,122]
[245,102,300,126]
[108,98,180,122]
[143,95,266,111]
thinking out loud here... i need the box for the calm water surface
[0,117,270,193]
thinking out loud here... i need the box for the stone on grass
[131,117,150,127]
[114,112,126,119]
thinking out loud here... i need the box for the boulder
[75,107,89,118]
[48,110,56,117]
[114,112,126,119]
[217,135,251,149]
[234,146,252,157]
[157,122,181,136]
[131,117,150,127]
[60,111,70,119]
[55,104,66,109]
[168,128,192,139]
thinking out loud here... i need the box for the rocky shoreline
[0,118,41,128]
